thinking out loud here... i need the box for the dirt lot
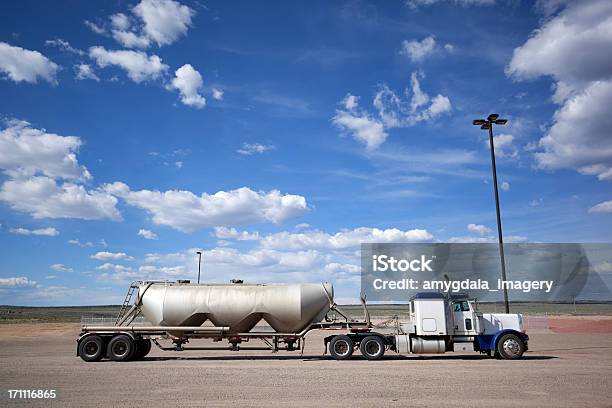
[0,320,611,407]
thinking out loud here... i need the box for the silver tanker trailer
[77,280,528,362]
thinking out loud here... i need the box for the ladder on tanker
[114,282,139,325]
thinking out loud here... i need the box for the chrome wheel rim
[113,341,128,357]
[503,338,520,356]
[84,341,99,357]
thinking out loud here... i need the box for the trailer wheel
[496,334,525,360]
[329,335,354,360]
[359,336,385,360]
[108,335,135,362]
[78,335,105,362]
[133,339,152,359]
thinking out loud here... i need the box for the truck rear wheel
[133,339,152,359]
[496,334,525,360]
[108,335,135,362]
[359,336,385,360]
[78,335,105,362]
[329,335,354,360]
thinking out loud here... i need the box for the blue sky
[0,0,611,305]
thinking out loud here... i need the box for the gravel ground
[0,323,611,407]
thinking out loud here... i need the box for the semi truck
[76,280,529,362]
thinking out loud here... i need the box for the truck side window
[453,301,470,312]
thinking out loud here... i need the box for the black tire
[329,335,354,360]
[496,334,525,360]
[108,334,135,362]
[78,335,105,362]
[359,335,385,360]
[133,339,152,360]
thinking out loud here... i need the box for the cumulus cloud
[168,64,205,108]
[0,120,91,181]
[333,72,451,150]
[75,64,100,81]
[237,143,276,155]
[400,36,436,62]
[501,181,510,191]
[506,0,612,182]
[91,251,134,261]
[0,276,37,287]
[259,227,434,251]
[467,223,491,236]
[89,46,168,83]
[0,42,59,84]
[138,228,158,240]
[0,176,120,221]
[488,134,518,159]
[214,226,260,241]
[103,182,310,233]
[589,200,612,213]
[50,263,73,272]
[98,0,195,49]
[10,227,59,236]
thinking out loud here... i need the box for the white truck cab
[393,292,528,359]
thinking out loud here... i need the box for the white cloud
[103,182,310,233]
[68,239,94,248]
[333,94,387,151]
[46,275,57,279]
[133,0,194,47]
[448,235,528,243]
[260,227,434,251]
[45,38,85,56]
[506,0,612,182]
[0,120,91,181]
[84,20,106,35]
[589,200,612,213]
[138,228,158,240]
[0,276,37,287]
[91,251,134,261]
[501,181,510,191]
[89,46,168,83]
[106,0,195,49]
[168,64,205,108]
[334,72,451,150]
[10,227,59,236]
[75,64,100,81]
[214,226,260,241]
[110,13,131,31]
[50,263,72,273]
[400,36,436,62]
[467,223,491,236]
[174,161,183,169]
[237,143,276,155]
[488,134,518,159]
[0,42,59,84]
[212,88,224,100]
[0,176,120,221]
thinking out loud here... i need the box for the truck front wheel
[359,336,385,360]
[329,335,354,360]
[496,334,525,360]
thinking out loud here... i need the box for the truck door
[452,300,476,335]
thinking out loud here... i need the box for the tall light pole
[196,251,202,284]
[473,113,510,313]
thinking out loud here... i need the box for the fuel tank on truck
[137,281,334,333]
